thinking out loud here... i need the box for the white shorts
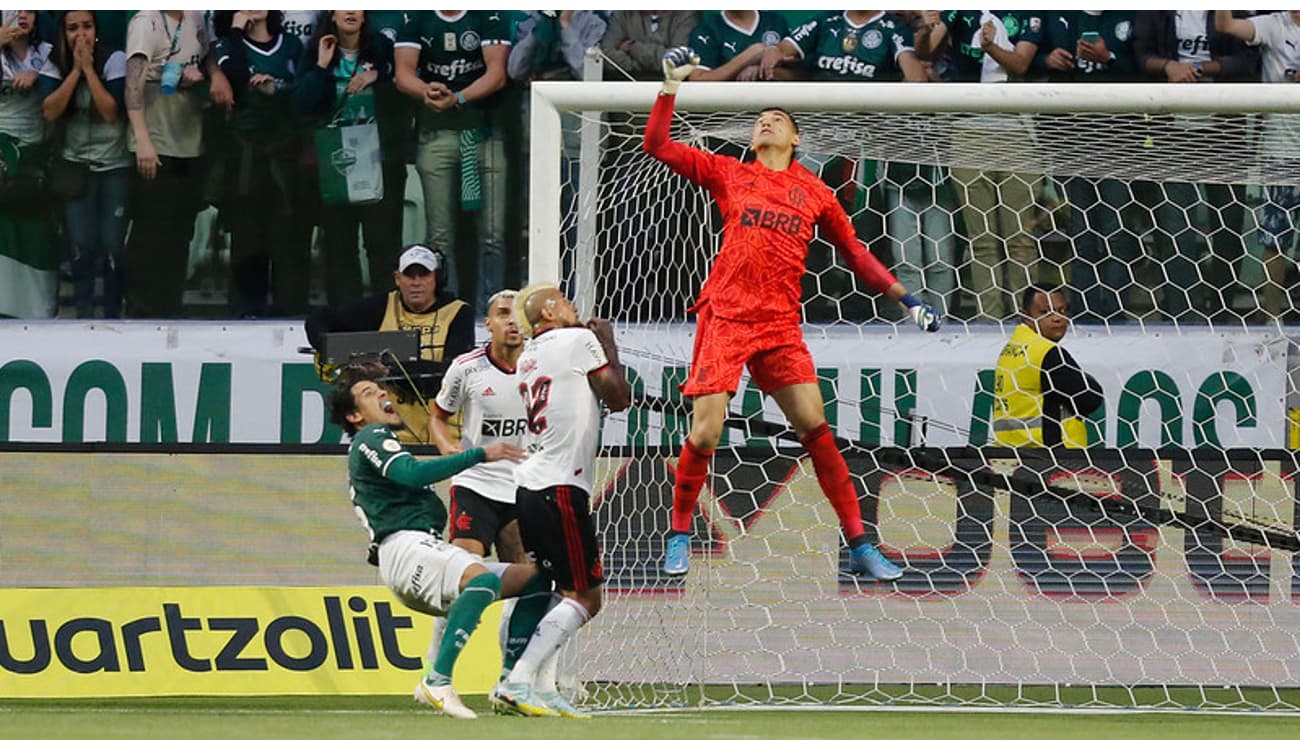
[378,531,480,617]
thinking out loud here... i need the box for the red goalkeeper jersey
[642,93,898,323]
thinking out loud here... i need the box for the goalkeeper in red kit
[645,47,941,581]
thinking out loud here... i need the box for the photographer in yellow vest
[993,284,1104,448]
[306,244,474,444]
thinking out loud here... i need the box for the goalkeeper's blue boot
[850,542,903,581]
[663,532,690,577]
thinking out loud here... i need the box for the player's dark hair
[759,107,799,133]
[1020,283,1067,313]
[328,371,365,437]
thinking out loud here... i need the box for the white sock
[506,598,589,686]
[496,598,517,682]
[425,615,447,671]
[534,645,561,694]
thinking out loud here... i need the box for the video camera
[320,330,448,400]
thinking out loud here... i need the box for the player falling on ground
[490,284,632,719]
[328,371,552,720]
[428,289,558,698]
[644,47,942,581]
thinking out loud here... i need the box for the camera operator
[306,244,474,444]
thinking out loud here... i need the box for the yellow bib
[992,323,1088,448]
[380,292,466,445]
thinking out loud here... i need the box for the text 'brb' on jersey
[513,327,609,495]
[435,344,527,504]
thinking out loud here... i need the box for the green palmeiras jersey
[395,10,511,131]
[940,10,1043,82]
[347,423,486,546]
[788,11,915,81]
[214,32,302,133]
[689,11,789,71]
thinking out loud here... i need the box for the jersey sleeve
[815,186,898,295]
[480,10,512,46]
[214,35,231,66]
[890,17,916,58]
[786,17,818,58]
[572,329,610,375]
[1014,12,1043,47]
[434,358,468,416]
[103,50,128,81]
[1249,13,1279,48]
[643,91,731,194]
[395,15,422,51]
[125,12,160,62]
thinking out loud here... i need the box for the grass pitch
[3,696,1300,740]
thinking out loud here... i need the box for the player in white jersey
[490,283,630,719]
[1215,10,1300,319]
[432,289,529,562]
[429,290,558,698]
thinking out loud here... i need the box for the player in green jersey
[329,369,555,719]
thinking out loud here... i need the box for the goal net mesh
[537,85,1300,713]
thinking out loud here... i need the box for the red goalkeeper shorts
[680,306,817,397]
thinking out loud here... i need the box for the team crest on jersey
[460,30,480,50]
[788,185,807,208]
[862,29,883,49]
[382,439,401,452]
[443,32,457,52]
[762,30,781,46]
[1115,21,1132,42]
[841,33,858,53]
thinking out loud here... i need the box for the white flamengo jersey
[513,326,610,495]
[434,344,529,503]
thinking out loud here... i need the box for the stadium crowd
[0,10,1292,324]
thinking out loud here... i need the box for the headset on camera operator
[306,244,474,444]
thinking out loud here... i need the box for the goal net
[529,81,1300,713]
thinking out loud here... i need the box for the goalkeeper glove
[661,46,699,95]
[900,293,942,333]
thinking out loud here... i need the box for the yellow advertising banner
[0,586,505,698]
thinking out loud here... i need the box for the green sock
[502,575,556,675]
[428,572,501,685]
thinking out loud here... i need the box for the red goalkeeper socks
[801,422,868,547]
[671,438,714,534]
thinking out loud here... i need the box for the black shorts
[447,485,518,554]
[516,485,604,593]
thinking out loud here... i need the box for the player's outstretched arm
[385,448,487,488]
[643,47,729,190]
[817,194,941,332]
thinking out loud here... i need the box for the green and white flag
[0,135,57,318]
[314,90,384,206]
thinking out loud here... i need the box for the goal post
[527,79,1300,713]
